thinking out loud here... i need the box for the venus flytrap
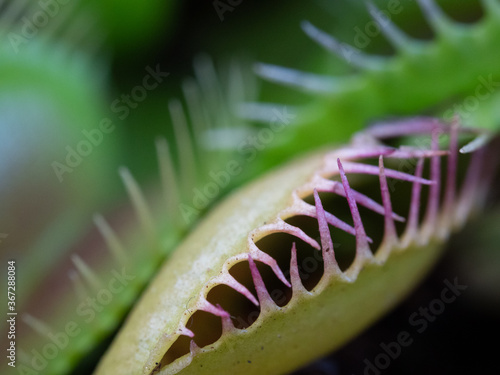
[93,1,500,374]
[95,118,497,375]
[8,1,500,374]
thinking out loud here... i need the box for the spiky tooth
[286,195,358,237]
[197,297,230,318]
[190,340,201,356]
[366,0,415,50]
[325,146,395,165]
[169,99,197,190]
[300,21,385,70]
[93,213,128,265]
[193,54,224,119]
[255,221,321,250]
[341,161,434,185]
[156,137,181,217]
[248,245,291,288]
[377,156,398,259]
[119,167,156,238]
[314,177,405,222]
[289,243,308,296]
[178,326,195,338]
[254,63,338,93]
[247,255,276,312]
[460,133,492,154]
[220,309,236,334]
[421,130,441,240]
[71,254,104,291]
[313,189,342,276]
[337,159,373,274]
[401,158,425,247]
[214,273,259,306]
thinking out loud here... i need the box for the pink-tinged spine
[313,189,342,276]
[337,159,373,270]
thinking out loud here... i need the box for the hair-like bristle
[71,254,104,291]
[22,313,52,337]
[193,54,228,126]
[119,167,156,239]
[182,78,210,145]
[93,213,128,265]
[169,99,198,192]
[155,137,181,218]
